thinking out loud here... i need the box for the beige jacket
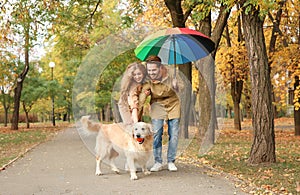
[138,67,181,120]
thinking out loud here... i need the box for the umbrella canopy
[135,27,215,65]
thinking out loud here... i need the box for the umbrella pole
[172,35,176,77]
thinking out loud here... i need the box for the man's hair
[146,55,161,63]
[146,55,162,68]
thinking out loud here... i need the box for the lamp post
[49,62,55,126]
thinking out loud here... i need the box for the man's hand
[172,78,178,91]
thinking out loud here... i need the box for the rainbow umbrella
[135,27,215,67]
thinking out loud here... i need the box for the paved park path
[0,127,248,195]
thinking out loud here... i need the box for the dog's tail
[80,115,101,134]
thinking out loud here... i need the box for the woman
[118,62,147,125]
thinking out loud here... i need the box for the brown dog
[80,116,153,180]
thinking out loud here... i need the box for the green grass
[0,131,47,144]
[0,156,17,168]
[0,130,50,168]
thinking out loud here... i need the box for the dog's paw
[144,170,151,175]
[95,171,103,176]
[130,174,138,180]
[112,167,120,174]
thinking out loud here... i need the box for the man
[133,55,181,172]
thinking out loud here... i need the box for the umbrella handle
[172,35,177,78]
[174,64,176,77]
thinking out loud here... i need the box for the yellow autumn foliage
[270,44,300,110]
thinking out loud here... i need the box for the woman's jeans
[152,118,180,163]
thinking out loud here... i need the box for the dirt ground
[0,127,248,195]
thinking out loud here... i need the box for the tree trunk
[164,0,185,28]
[104,104,111,122]
[244,84,252,118]
[22,102,30,128]
[11,82,23,130]
[268,1,287,52]
[25,111,30,128]
[225,17,244,130]
[197,5,231,153]
[241,5,276,164]
[295,76,300,136]
[197,13,214,149]
[178,64,192,137]
[231,80,243,130]
[11,24,30,130]
[197,72,212,135]
[112,99,122,123]
[268,1,286,118]
[233,101,241,130]
[63,114,67,121]
[4,107,9,127]
[98,108,104,122]
[2,94,10,127]
[178,64,191,138]
[164,0,190,138]
[295,109,300,136]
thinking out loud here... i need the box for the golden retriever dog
[80,116,153,180]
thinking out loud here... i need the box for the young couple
[118,55,181,172]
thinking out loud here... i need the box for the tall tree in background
[290,1,300,136]
[268,1,286,119]
[294,76,300,136]
[267,0,300,136]
[163,0,232,142]
[240,1,276,163]
[0,0,59,130]
[0,50,16,126]
[218,15,248,130]
[198,2,232,150]
[164,0,191,138]
[21,66,47,128]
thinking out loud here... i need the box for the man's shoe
[168,162,177,172]
[150,163,163,172]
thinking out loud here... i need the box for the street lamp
[49,61,55,126]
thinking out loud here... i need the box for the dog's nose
[136,134,141,138]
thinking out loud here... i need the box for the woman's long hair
[119,62,147,105]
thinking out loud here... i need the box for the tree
[267,0,300,135]
[45,0,127,121]
[195,2,233,149]
[95,50,136,121]
[163,1,233,141]
[294,76,300,136]
[240,1,276,164]
[164,0,192,138]
[21,67,47,128]
[0,90,13,126]
[267,0,287,119]
[0,0,59,130]
[217,12,249,130]
[0,51,17,126]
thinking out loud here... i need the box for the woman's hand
[144,89,151,96]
